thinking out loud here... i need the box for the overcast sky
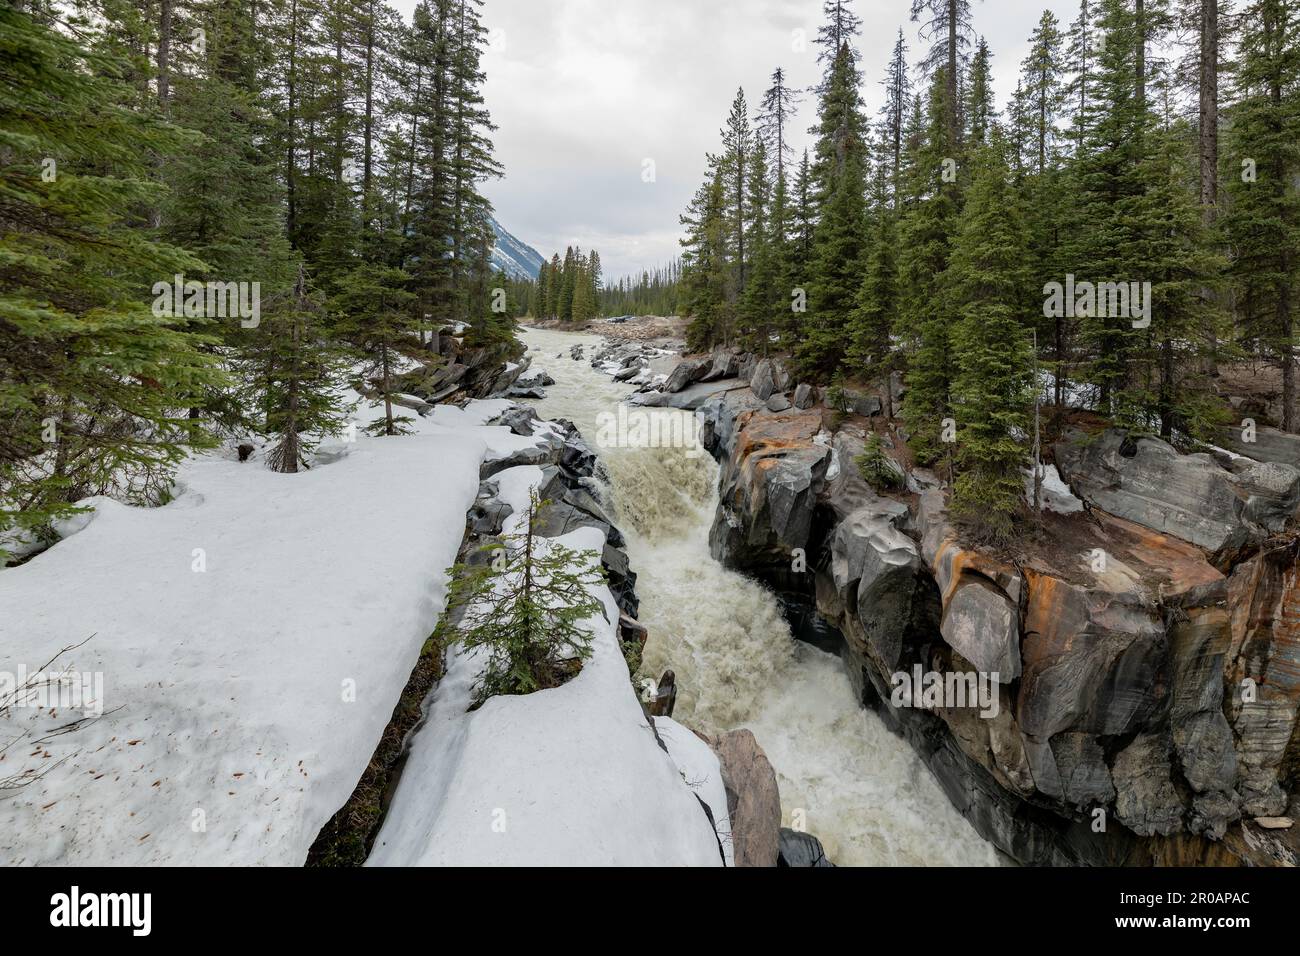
[393,0,1084,281]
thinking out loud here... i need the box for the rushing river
[519,326,1000,866]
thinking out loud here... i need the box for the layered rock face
[698,361,1300,865]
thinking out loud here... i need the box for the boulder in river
[777,828,834,867]
[701,728,782,867]
[709,407,831,569]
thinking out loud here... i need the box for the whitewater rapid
[519,326,1000,866]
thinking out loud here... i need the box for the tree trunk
[1198,0,1218,220]
[362,0,376,230]
[1135,0,1147,110]
[157,0,172,109]
[1199,0,1219,374]
[286,0,299,243]
[381,338,394,436]
[947,0,960,144]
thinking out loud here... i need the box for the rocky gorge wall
[693,351,1300,866]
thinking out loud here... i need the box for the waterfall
[520,326,1001,866]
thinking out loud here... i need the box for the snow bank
[0,394,545,866]
[654,717,731,866]
[1024,463,1085,514]
[367,468,724,867]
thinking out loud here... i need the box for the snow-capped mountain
[489,215,545,280]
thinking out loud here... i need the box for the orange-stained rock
[1225,544,1300,816]
[710,407,831,566]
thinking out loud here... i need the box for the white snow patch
[1025,464,1085,514]
[0,396,528,866]
[653,717,731,866]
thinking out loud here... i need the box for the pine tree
[0,6,221,552]
[252,265,351,473]
[814,0,864,87]
[965,37,996,144]
[1066,0,1100,152]
[911,0,978,145]
[1018,10,1070,410]
[798,39,870,377]
[559,246,577,322]
[572,251,597,325]
[721,88,753,298]
[446,0,502,326]
[333,263,419,436]
[1125,86,1227,438]
[546,253,563,319]
[535,260,550,318]
[880,29,913,204]
[757,66,803,176]
[1022,10,1067,176]
[849,158,900,414]
[438,490,606,704]
[1063,0,1152,415]
[948,137,1034,544]
[740,139,778,351]
[1220,0,1300,428]
[856,431,904,489]
[898,70,963,463]
[162,0,299,432]
[790,148,816,298]
[680,169,730,351]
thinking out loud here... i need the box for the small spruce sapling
[856,432,903,490]
[438,490,607,705]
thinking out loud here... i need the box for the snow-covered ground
[0,393,544,865]
[1,374,725,866]
[366,465,724,867]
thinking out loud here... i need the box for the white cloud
[391,0,1085,281]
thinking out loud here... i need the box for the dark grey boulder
[479,436,563,479]
[700,348,740,382]
[560,436,599,478]
[1230,458,1300,532]
[777,828,833,867]
[1055,429,1252,554]
[663,358,708,393]
[491,405,540,436]
[469,497,513,535]
[629,390,671,407]
[1217,423,1300,466]
[749,359,777,401]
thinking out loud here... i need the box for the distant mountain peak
[488,215,544,280]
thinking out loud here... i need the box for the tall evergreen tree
[849,158,901,415]
[898,70,963,463]
[911,0,979,144]
[756,66,802,176]
[799,41,870,377]
[1063,0,1152,415]
[0,6,221,550]
[880,29,914,204]
[948,137,1034,543]
[680,170,730,350]
[721,89,753,299]
[1221,0,1300,427]
[965,37,997,144]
